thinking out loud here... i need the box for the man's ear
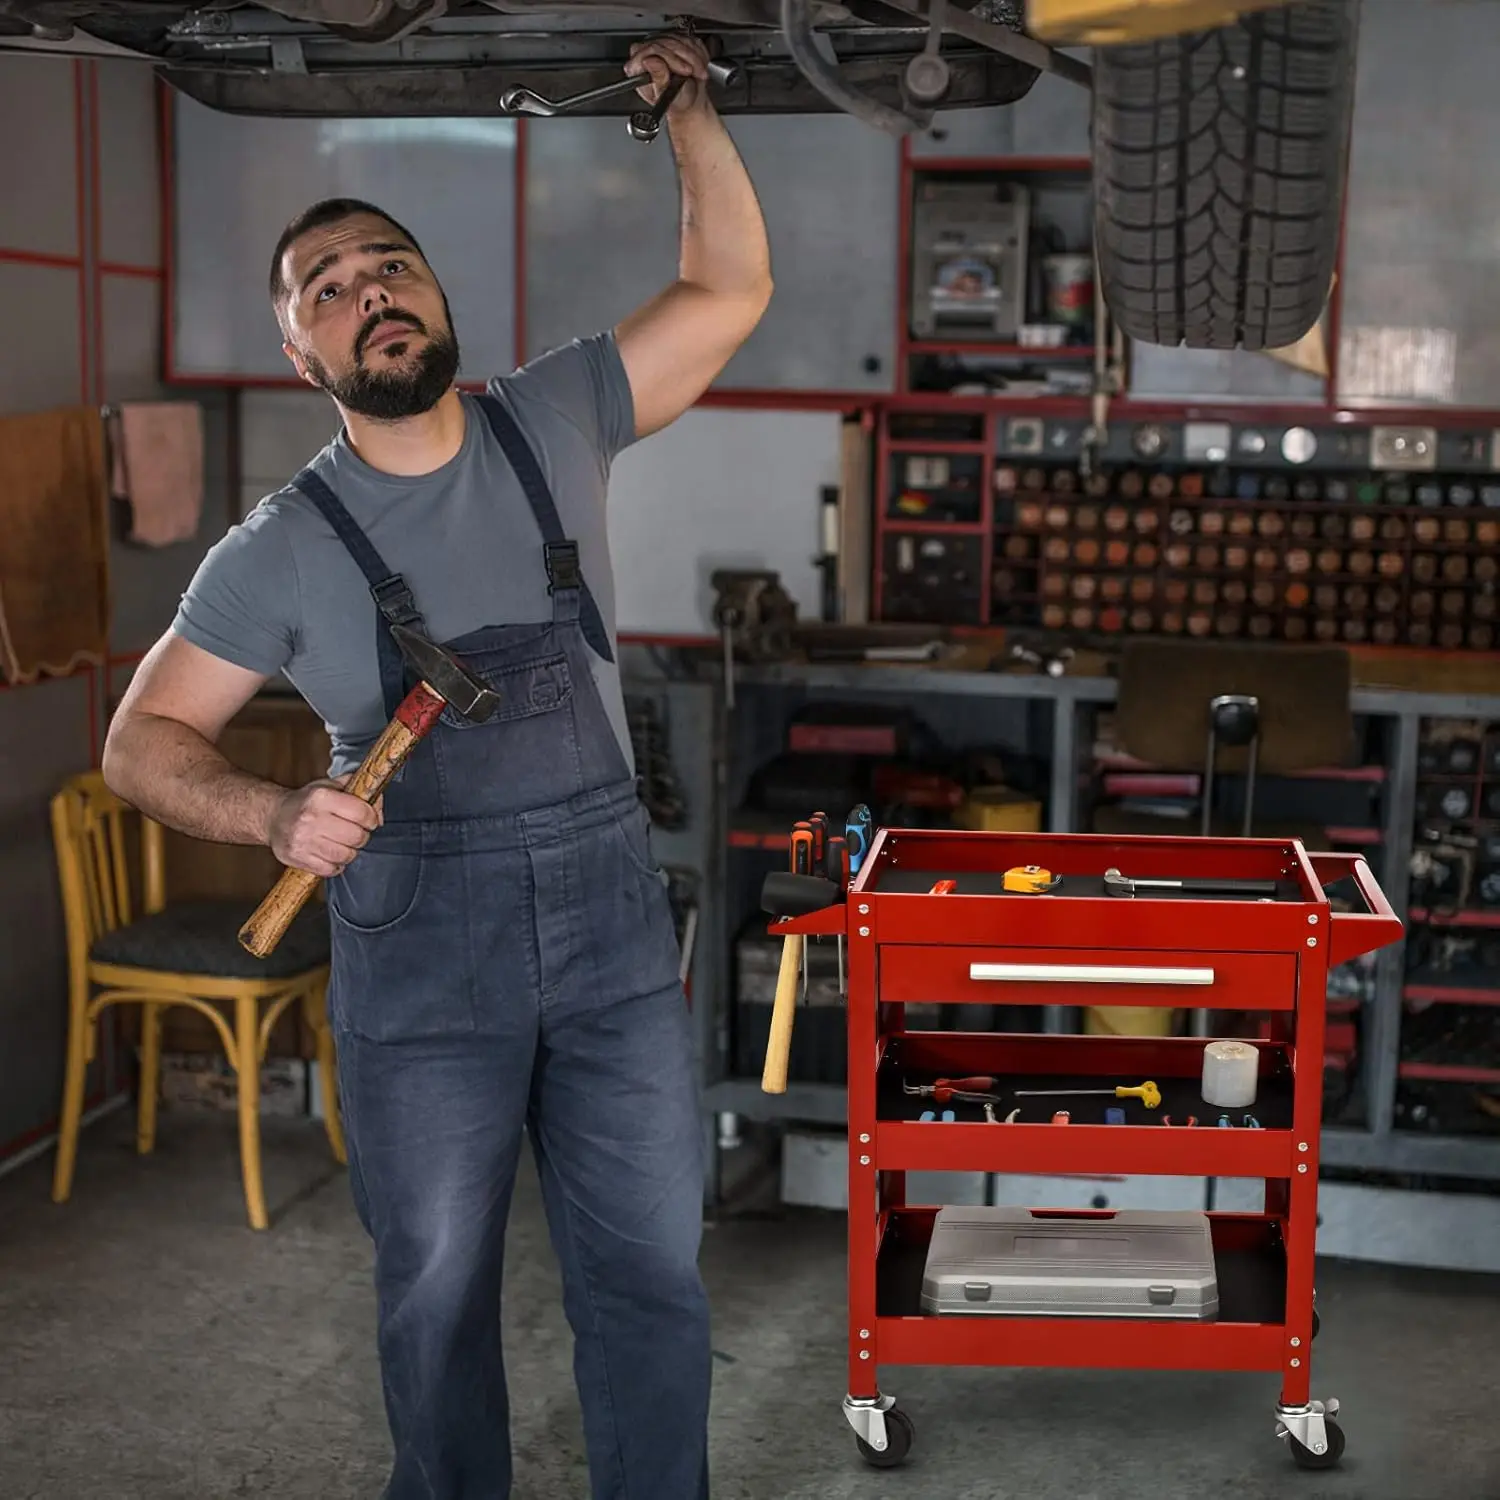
[283,340,318,389]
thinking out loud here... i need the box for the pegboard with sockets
[990,462,1500,648]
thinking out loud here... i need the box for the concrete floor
[1,1107,1498,1500]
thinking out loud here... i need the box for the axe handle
[760,931,803,1095]
[237,680,447,958]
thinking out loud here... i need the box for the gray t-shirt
[173,331,638,780]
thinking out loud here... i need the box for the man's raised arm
[613,33,773,439]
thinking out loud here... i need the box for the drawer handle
[968,962,1215,986]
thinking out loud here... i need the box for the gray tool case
[920,1207,1220,1321]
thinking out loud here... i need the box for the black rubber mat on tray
[868,869,1302,901]
[879,1063,1295,1128]
[875,1215,1288,1324]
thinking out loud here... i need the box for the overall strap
[473,393,615,665]
[290,466,425,718]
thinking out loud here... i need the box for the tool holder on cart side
[763,827,1403,1476]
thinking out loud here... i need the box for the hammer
[237,624,501,958]
[1102,866,1277,899]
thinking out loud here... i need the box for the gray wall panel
[170,101,517,381]
[0,55,79,259]
[607,407,842,634]
[0,676,95,1147]
[241,388,342,493]
[524,114,898,391]
[910,65,1091,160]
[1337,0,1500,408]
[101,272,164,402]
[1130,343,1326,404]
[94,60,161,271]
[0,263,83,414]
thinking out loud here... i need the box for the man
[102,33,770,1500]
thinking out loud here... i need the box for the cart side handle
[1308,852,1404,967]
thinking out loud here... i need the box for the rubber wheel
[1289,1417,1345,1470]
[855,1407,914,1468]
[1090,0,1359,351]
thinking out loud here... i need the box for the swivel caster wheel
[1289,1418,1344,1470]
[856,1408,914,1468]
[1277,1398,1344,1471]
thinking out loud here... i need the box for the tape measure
[1003,864,1062,894]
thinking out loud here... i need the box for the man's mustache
[356,310,426,359]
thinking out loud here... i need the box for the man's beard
[305,313,462,421]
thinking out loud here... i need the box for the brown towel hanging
[0,405,111,684]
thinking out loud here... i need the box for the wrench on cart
[1102,867,1277,899]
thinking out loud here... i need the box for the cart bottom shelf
[870,1208,1295,1372]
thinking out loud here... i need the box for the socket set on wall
[993,462,1500,647]
[875,409,1500,639]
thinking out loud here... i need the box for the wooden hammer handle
[760,930,803,1095]
[237,681,446,958]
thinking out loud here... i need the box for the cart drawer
[879,945,1298,1010]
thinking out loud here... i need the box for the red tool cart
[763,826,1403,1475]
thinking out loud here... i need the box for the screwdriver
[1014,1080,1163,1110]
[824,833,850,994]
[788,822,814,1000]
[808,810,829,870]
[846,803,873,874]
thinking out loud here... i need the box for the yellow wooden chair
[49,770,345,1229]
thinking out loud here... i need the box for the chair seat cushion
[90,898,330,980]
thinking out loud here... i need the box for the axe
[238,624,501,958]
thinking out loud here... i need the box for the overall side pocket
[326,839,478,1042]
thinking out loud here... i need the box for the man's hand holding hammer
[267,775,383,880]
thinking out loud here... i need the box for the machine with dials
[992,415,1500,474]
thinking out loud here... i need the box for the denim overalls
[289,393,712,1500]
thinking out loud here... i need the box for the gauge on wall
[1132,424,1167,459]
[1281,427,1318,465]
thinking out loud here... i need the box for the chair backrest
[50,771,165,967]
[1114,640,1354,775]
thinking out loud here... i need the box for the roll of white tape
[1201,1040,1259,1108]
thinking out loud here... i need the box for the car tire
[1090,0,1360,351]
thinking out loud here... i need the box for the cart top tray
[869,870,1303,901]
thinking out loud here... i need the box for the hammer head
[1102,867,1134,897]
[390,623,502,724]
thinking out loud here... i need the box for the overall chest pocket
[439,652,573,731]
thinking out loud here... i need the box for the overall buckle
[370,574,421,627]
[546,541,582,593]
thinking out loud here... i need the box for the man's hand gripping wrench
[500,55,740,141]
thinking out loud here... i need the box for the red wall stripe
[72,60,89,408]
[100,262,164,279]
[0,247,82,271]
[88,60,103,407]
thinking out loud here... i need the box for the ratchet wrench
[500,57,740,143]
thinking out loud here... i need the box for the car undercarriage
[1,0,1074,124]
[0,1,1356,351]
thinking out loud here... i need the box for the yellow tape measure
[1003,864,1062,894]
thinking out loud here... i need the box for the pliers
[903,1075,1000,1104]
